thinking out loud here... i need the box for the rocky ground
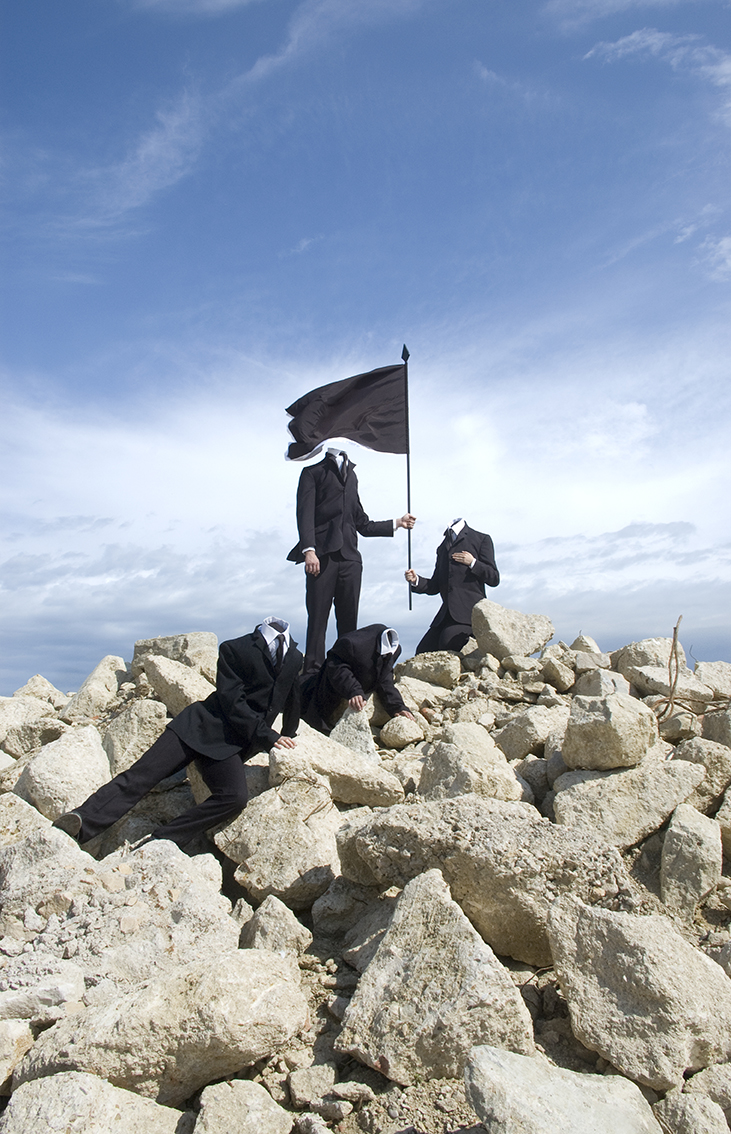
[0,604,730,1132]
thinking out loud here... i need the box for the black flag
[285,364,408,462]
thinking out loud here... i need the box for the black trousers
[304,552,361,673]
[75,729,249,849]
[416,610,472,655]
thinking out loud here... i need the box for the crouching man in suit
[301,623,415,735]
[53,617,302,849]
[405,518,499,654]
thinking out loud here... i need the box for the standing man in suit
[301,623,415,734]
[53,618,302,849]
[288,448,416,673]
[405,519,499,654]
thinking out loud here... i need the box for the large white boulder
[142,656,215,717]
[329,706,380,761]
[62,656,128,722]
[269,722,404,807]
[547,896,731,1090]
[562,694,658,770]
[12,674,68,711]
[494,705,570,762]
[0,697,56,755]
[131,632,218,681]
[195,1079,293,1134]
[379,715,425,749]
[613,637,686,676]
[660,804,722,914]
[102,700,170,775]
[12,725,111,820]
[673,737,731,813]
[703,708,731,750]
[624,665,713,710]
[0,794,51,848]
[335,869,535,1084]
[653,1090,728,1134]
[394,652,461,689]
[418,740,525,803]
[695,661,731,700]
[0,1020,34,1095]
[14,950,307,1105]
[239,894,313,956]
[471,600,554,662]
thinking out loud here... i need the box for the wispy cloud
[545,0,701,31]
[131,0,267,14]
[474,63,546,106]
[698,234,731,279]
[278,235,323,258]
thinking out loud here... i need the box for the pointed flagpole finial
[401,344,410,362]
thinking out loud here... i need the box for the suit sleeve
[376,665,407,717]
[216,644,279,752]
[295,468,317,550]
[469,534,500,588]
[322,653,365,702]
[281,675,301,738]
[352,481,394,539]
[410,552,442,596]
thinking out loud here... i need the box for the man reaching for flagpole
[288,448,415,673]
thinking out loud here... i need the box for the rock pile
[0,608,730,1133]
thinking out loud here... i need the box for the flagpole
[402,344,412,611]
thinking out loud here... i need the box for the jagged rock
[464,1044,662,1134]
[418,741,525,803]
[196,1079,293,1134]
[493,705,570,762]
[573,651,612,673]
[142,656,215,717]
[102,700,170,775]
[703,709,731,750]
[215,777,343,909]
[660,804,722,913]
[562,694,658,771]
[657,708,702,743]
[335,870,534,1084]
[695,661,731,700]
[570,634,602,653]
[502,656,541,675]
[380,750,425,794]
[0,960,85,1024]
[288,1062,337,1108]
[239,894,313,955]
[715,788,731,855]
[12,724,111,820]
[625,665,714,710]
[337,795,631,966]
[672,737,731,813]
[62,656,128,722]
[379,715,425,749]
[0,694,56,757]
[613,637,687,676]
[514,755,549,802]
[311,876,380,937]
[12,674,68,710]
[131,632,219,680]
[335,807,378,887]
[539,657,574,692]
[454,695,493,723]
[471,600,554,662]
[0,794,51,847]
[684,1063,731,1119]
[269,722,403,807]
[0,1021,34,1094]
[459,638,486,672]
[653,1088,728,1133]
[14,950,307,1105]
[394,675,452,714]
[573,669,630,697]
[329,707,380,761]
[342,890,400,972]
[553,755,704,850]
[547,896,731,1090]
[395,652,461,689]
[0,1071,193,1133]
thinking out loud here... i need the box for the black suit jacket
[410,524,499,626]
[287,456,393,564]
[302,623,406,732]
[168,631,302,761]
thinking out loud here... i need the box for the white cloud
[698,234,731,279]
[545,0,704,30]
[132,0,267,13]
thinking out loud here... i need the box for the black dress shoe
[52,811,83,841]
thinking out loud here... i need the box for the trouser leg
[152,753,249,848]
[304,554,338,673]
[415,612,448,654]
[438,622,472,652]
[333,557,361,638]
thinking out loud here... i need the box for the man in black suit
[53,618,302,849]
[301,623,414,735]
[288,448,415,673]
[405,519,499,654]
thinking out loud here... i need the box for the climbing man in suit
[301,623,415,734]
[288,448,416,673]
[53,617,302,849]
[405,518,499,654]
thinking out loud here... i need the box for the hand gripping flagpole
[402,344,412,611]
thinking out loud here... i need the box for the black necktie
[274,634,285,674]
[447,528,456,545]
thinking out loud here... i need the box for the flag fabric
[285,364,408,461]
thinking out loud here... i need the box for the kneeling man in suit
[301,623,414,735]
[53,617,302,849]
[405,518,499,654]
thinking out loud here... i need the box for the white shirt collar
[450,518,466,537]
[326,447,349,471]
[258,617,291,651]
[380,628,399,656]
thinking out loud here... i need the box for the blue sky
[2,0,730,692]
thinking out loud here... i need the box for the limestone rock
[562,694,658,771]
[240,894,313,956]
[0,794,51,847]
[395,652,461,689]
[684,1063,731,1118]
[547,896,731,1089]
[703,709,731,750]
[613,637,687,677]
[660,804,722,913]
[335,870,535,1084]
[0,960,85,1024]
[0,1071,192,1133]
[653,1088,728,1134]
[715,788,731,856]
[269,722,403,807]
[553,756,705,850]
[131,631,218,680]
[418,741,524,803]
[0,1020,34,1094]
[311,876,380,938]
[380,750,426,795]
[13,724,111,820]
[379,715,425,749]
[464,1044,662,1134]
[695,661,731,700]
[12,674,68,710]
[14,950,307,1105]
[493,705,570,762]
[394,675,452,713]
[569,634,602,653]
[215,777,343,908]
[0,697,56,754]
[196,1079,293,1134]
[337,795,631,966]
[342,890,400,972]
[471,600,554,662]
[672,737,731,813]
[329,707,380,762]
[103,700,170,775]
[574,669,630,697]
[142,655,215,717]
[539,657,574,692]
[625,665,713,710]
[288,1062,337,1107]
[335,808,378,888]
[573,650,611,673]
[62,656,128,722]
